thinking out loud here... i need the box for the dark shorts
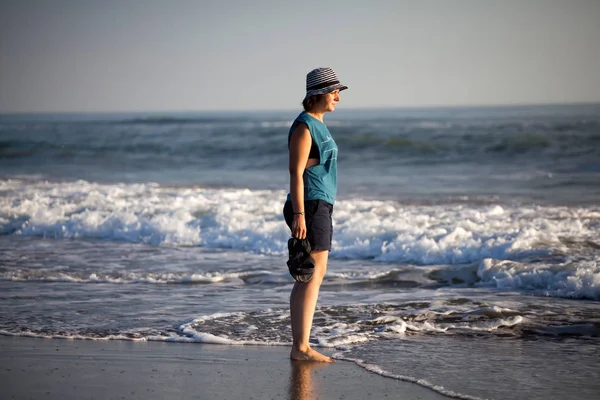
[283,199,333,252]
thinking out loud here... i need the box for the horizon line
[1,100,599,116]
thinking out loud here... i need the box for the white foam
[441,316,524,332]
[0,179,289,252]
[171,304,531,353]
[332,354,484,400]
[477,258,600,300]
[1,178,598,270]
[178,314,289,346]
[0,269,285,285]
[3,177,597,300]
[332,201,599,265]
[0,329,151,342]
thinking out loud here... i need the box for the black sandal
[286,238,315,283]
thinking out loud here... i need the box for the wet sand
[0,336,449,399]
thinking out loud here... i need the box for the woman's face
[318,89,341,112]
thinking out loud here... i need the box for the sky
[0,0,599,113]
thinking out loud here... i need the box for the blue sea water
[1,104,599,399]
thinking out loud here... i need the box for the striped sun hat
[305,67,348,99]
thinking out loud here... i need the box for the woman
[283,67,347,362]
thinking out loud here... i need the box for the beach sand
[0,336,449,400]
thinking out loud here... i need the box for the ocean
[1,104,599,399]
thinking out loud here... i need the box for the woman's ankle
[293,342,310,353]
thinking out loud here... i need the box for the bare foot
[290,346,335,362]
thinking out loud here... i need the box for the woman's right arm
[289,123,312,239]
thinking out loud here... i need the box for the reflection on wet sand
[288,360,330,400]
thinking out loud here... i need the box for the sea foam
[1,179,598,270]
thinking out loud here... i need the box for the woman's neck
[306,111,325,122]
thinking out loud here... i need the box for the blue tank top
[287,112,338,205]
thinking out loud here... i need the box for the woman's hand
[292,214,307,239]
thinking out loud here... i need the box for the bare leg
[289,250,333,362]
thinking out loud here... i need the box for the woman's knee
[311,250,329,283]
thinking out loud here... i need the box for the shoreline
[0,336,450,400]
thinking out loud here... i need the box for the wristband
[294,212,305,215]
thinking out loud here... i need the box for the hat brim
[305,83,348,99]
